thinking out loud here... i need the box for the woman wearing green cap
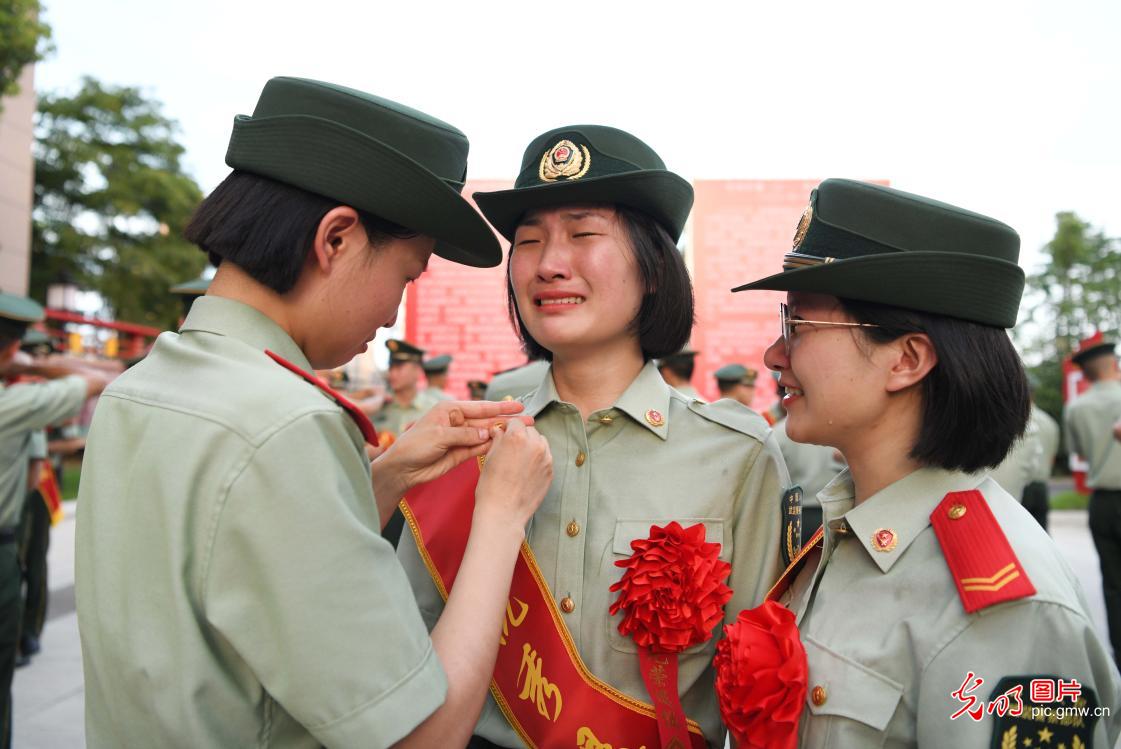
[720,179,1120,747]
[75,77,555,749]
[398,125,791,748]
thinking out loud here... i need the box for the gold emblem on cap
[645,409,665,427]
[948,503,967,520]
[387,340,399,351]
[792,204,813,250]
[539,139,591,182]
[871,528,898,552]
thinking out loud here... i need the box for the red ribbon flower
[713,600,807,749]
[609,521,733,653]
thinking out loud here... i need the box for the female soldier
[727,178,1120,747]
[75,77,553,749]
[398,125,791,748]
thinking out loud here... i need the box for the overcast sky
[35,0,1121,277]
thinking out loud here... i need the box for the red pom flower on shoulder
[714,600,807,749]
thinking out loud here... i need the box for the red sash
[38,461,64,526]
[402,458,708,749]
[765,526,824,603]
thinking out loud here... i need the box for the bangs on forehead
[517,203,617,228]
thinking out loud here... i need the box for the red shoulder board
[930,490,1035,614]
[265,350,378,445]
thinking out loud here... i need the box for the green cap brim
[227,115,501,267]
[473,171,693,243]
[732,251,1025,328]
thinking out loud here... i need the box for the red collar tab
[265,350,378,445]
[930,490,1035,614]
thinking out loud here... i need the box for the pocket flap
[803,636,903,731]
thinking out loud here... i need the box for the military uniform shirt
[781,468,1121,748]
[1064,380,1121,489]
[76,296,447,749]
[1029,405,1060,483]
[484,360,550,402]
[399,361,789,747]
[424,386,452,402]
[372,389,441,436]
[0,376,85,527]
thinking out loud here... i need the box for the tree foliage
[1022,212,1121,429]
[30,77,206,329]
[0,0,52,104]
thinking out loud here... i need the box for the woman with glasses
[398,125,792,748]
[729,178,1120,747]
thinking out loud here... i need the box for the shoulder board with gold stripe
[930,490,1035,614]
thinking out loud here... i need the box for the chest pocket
[605,518,730,655]
[801,636,904,749]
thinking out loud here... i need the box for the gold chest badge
[539,139,591,182]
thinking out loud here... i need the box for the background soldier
[421,354,453,401]
[713,363,757,408]
[0,293,109,747]
[1065,335,1121,666]
[656,348,703,401]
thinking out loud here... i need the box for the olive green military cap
[473,125,694,242]
[732,179,1025,328]
[386,339,425,364]
[226,77,500,268]
[169,276,211,296]
[466,379,488,399]
[1071,334,1115,366]
[421,354,452,375]
[714,363,758,386]
[0,292,46,324]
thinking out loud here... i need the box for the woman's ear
[310,206,363,273]
[885,332,938,393]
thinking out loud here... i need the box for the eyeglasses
[780,303,881,344]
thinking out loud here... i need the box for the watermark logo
[949,673,1104,747]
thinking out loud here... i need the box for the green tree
[1023,212,1121,429]
[0,0,52,104]
[30,77,205,329]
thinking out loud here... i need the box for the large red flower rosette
[713,600,807,749]
[609,521,733,748]
[609,521,733,651]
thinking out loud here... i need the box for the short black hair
[1082,353,1117,382]
[716,381,739,396]
[0,319,28,349]
[659,357,695,380]
[184,171,416,294]
[506,204,694,362]
[840,298,1030,473]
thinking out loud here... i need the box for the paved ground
[10,496,1113,747]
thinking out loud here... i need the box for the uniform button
[598,415,614,425]
[575,451,586,467]
[560,596,576,613]
[948,503,967,520]
[566,520,580,537]
[811,685,827,706]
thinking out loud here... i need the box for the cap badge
[792,204,813,250]
[644,409,665,427]
[871,528,898,552]
[539,139,591,182]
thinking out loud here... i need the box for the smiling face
[762,291,895,449]
[509,204,644,361]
